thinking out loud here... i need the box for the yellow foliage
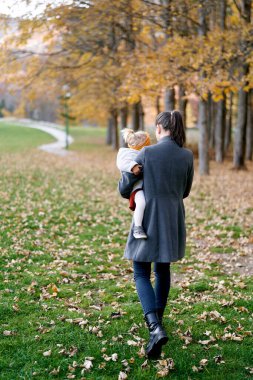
[1,0,252,124]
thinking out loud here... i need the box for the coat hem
[123,255,185,263]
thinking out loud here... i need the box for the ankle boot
[156,308,165,325]
[144,311,168,359]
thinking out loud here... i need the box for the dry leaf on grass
[83,359,93,370]
[43,349,52,357]
[3,330,16,336]
[118,371,128,379]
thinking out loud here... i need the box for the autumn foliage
[1,0,252,172]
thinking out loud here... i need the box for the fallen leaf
[3,330,15,336]
[118,371,128,379]
[43,349,52,357]
[127,340,138,346]
[199,359,208,366]
[111,353,118,361]
[83,359,93,371]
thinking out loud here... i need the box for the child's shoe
[133,226,147,239]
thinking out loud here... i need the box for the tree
[1,0,252,160]
[214,0,227,163]
[198,1,209,175]
[246,89,253,160]
[233,0,252,169]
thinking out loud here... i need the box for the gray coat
[121,136,194,263]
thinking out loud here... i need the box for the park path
[0,117,74,156]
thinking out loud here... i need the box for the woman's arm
[183,154,194,199]
[135,147,146,167]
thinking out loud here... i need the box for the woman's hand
[131,164,142,176]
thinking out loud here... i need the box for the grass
[69,126,106,152]
[0,123,252,379]
[0,122,55,153]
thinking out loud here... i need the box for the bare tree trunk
[106,115,113,145]
[111,109,119,150]
[233,88,248,168]
[224,92,233,153]
[164,87,175,111]
[161,0,175,114]
[233,0,251,168]
[179,85,187,128]
[220,0,226,29]
[215,95,226,162]
[132,101,140,131]
[139,101,145,130]
[156,95,161,114]
[132,100,144,131]
[198,100,209,174]
[120,105,128,147]
[198,1,209,175]
[207,93,216,149]
[215,0,227,162]
[246,89,253,160]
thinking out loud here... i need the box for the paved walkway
[0,117,74,156]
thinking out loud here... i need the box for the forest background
[0,2,253,379]
[0,0,252,174]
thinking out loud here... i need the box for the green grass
[0,125,252,379]
[0,122,55,153]
[210,247,235,254]
[69,126,106,151]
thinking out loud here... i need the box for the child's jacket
[116,147,143,192]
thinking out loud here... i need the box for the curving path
[0,117,74,156]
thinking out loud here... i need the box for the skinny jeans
[133,261,171,316]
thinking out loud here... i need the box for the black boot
[144,311,168,359]
[156,308,165,325]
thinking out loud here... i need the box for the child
[116,128,151,239]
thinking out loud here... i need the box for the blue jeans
[133,261,171,316]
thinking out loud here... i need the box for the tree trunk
[224,92,233,153]
[156,95,161,114]
[198,99,209,175]
[139,101,145,130]
[220,0,226,29]
[111,109,119,150]
[215,95,226,162]
[106,115,113,145]
[207,93,216,149]
[164,87,175,111]
[214,0,227,162]
[246,89,253,160]
[233,88,248,168]
[119,105,128,147]
[178,85,187,128]
[233,0,251,168]
[132,101,141,131]
[198,1,209,175]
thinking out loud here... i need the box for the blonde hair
[121,128,150,150]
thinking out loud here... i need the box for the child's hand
[131,164,142,176]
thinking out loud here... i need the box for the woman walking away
[118,111,194,359]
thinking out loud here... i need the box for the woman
[119,111,194,359]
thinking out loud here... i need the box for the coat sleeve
[135,147,146,166]
[183,154,194,199]
[118,171,143,199]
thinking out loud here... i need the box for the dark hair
[155,110,186,147]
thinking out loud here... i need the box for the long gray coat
[121,136,194,263]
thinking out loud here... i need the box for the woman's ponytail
[156,110,186,147]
